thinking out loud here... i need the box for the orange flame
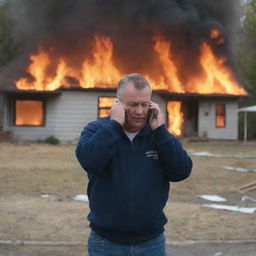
[216,115,225,127]
[210,28,221,39]
[216,104,225,127]
[16,48,68,91]
[189,42,247,95]
[148,36,184,93]
[98,97,115,108]
[15,100,44,126]
[210,28,224,45]
[167,101,184,136]
[79,35,121,88]
[15,32,247,96]
[98,96,115,118]
[15,35,121,91]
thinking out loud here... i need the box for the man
[76,73,192,256]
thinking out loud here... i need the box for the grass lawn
[0,142,255,243]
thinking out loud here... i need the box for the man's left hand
[149,101,165,130]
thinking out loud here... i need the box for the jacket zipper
[129,138,136,242]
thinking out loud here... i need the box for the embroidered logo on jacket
[145,150,159,160]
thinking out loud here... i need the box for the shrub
[44,136,60,145]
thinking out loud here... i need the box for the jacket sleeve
[75,119,123,174]
[152,124,193,182]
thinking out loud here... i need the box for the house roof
[238,105,256,112]
[58,87,249,99]
[1,89,61,98]
[154,90,249,100]
[0,87,250,100]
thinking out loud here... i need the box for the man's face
[119,82,152,132]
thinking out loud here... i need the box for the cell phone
[148,109,157,122]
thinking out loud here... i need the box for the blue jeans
[88,230,168,256]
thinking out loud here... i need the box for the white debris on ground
[73,194,89,202]
[191,151,256,159]
[214,253,223,256]
[192,151,213,157]
[241,196,256,203]
[41,193,89,202]
[214,165,256,173]
[197,195,227,202]
[202,204,256,214]
[41,194,50,198]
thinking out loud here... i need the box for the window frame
[98,96,115,119]
[13,98,46,127]
[215,103,226,128]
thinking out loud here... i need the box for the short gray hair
[117,73,151,97]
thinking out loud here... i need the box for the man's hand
[110,99,126,126]
[149,101,164,130]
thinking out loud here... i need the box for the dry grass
[0,142,255,243]
[0,144,87,196]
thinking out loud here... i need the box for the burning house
[0,0,248,142]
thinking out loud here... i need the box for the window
[15,100,45,126]
[215,104,225,127]
[98,97,115,118]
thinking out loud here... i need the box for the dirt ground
[0,141,255,245]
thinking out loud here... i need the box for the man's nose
[135,105,143,115]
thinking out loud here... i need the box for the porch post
[244,111,247,142]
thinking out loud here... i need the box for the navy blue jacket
[76,117,192,245]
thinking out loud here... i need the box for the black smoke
[2,0,241,88]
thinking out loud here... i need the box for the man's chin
[124,120,146,132]
[130,121,145,130]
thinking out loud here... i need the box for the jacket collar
[137,122,152,137]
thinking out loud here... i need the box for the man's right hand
[110,99,125,126]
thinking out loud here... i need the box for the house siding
[3,90,239,141]
[198,99,238,139]
[0,94,3,128]
[2,94,9,131]
[4,90,167,142]
[51,91,115,142]
[6,97,55,141]
[7,91,113,142]
[51,91,166,142]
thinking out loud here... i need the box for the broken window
[15,100,45,126]
[98,97,115,118]
[215,104,225,127]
